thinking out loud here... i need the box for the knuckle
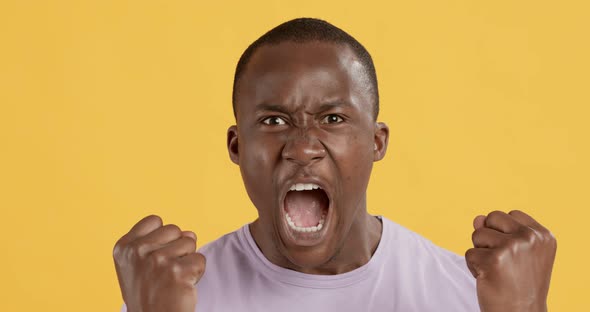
[506,239,520,255]
[488,249,503,267]
[128,243,140,258]
[112,239,125,259]
[549,231,557,244]
[520,227,537,244]
[170,261,183,276]
[541,228,555,242]
[542,229,557,249]
[128,242,148,259]
[551,235,558,251]
[537,227,549,236]
[150,250,169,266]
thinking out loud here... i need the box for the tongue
[284,189,328,227]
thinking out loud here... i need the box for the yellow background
[0,0,588,311]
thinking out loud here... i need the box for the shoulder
[197,227,244,256]
[197,225,253,271]
[379,216,478,309]
[382,216,470,270]
[196,224,258,282]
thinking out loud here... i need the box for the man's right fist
[113,215,206,312]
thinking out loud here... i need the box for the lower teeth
[285,213,325,233]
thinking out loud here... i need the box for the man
[114,18,557,312]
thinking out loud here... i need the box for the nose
[281,131,327,166]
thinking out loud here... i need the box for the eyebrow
[255,103,291,114]
[315,101,350,113]
[255,101,351,114]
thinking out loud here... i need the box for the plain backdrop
[0,0,588,311]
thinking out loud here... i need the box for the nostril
[280,127,326,160]
[312,148,326,160]
[282,138,326,165]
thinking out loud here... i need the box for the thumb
[473,215,486,230]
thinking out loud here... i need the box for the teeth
[285,213,326,233]
[289,183,321,191]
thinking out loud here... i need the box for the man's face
[228,41,388,269]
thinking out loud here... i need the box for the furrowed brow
[255,103,290,114]
[315,101,350,113]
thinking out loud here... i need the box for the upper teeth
[290,183,321,191]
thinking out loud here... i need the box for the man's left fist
[466,210,557,312]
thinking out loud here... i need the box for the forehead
[235,41,371,116]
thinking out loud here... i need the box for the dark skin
[468,210,557,312]
[113,41,557,312]
[227,41,388,274]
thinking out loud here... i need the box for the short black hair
[232,17,379,119]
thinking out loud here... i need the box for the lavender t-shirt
[122,216,479,311]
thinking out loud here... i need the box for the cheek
[331,131,374,164]
[239,135,283,209]
[328,132,374,188]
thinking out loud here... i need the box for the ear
[227,125,239,165]
[373,122,389,161]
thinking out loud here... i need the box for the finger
[509,210,558,245]
[472,227,508,248]
[121,215,163,244]
[153,236,197,259]
[484,210,521,234]
[509,210,545,230]
[473,215,486,230]
[464,247,494,279]
[177,252,207,285]
[182,231,197,240]
[132,224,185,255]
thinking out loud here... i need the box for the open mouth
[283,183,330,234]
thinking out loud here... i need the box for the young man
[114,18,556,312]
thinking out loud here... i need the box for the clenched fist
[466,210,557,312]
[113,215,206,312]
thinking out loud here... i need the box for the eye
[262,116,287,126]
[321,114,344,124]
